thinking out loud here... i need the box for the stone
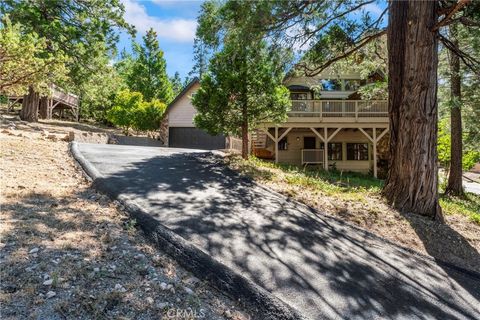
[93,267,100,272]
[160,282,168,290]
[29,248,39,254]
[46,291,56,299]
[146,297,154,304]
[157,302,168,309]
[43,279,53,286]
[184,287,194,295]
[114,284,126,293]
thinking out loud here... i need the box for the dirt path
[0,116,249,320]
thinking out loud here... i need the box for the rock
[184,287,194,295]
[114,284,126,293]
[160,282,168,290]
[176,297,181,303]
[157,302,168,309]
[46,291,56,299]
[43,279,53,286]
[146,297,154,304]
[184,276,200,285]
[93,267,100,272]
[29,248,39,254]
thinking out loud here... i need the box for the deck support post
[324,127,328,170]
[275,127,279,163]
[358,127,389,178]
[373,129,377,178]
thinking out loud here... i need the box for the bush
[107,89,166,135]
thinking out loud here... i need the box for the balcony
[288,100,388,123]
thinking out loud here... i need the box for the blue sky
[118,0,204,79]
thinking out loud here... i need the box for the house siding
[265,129,379,173]
[168,82,200,128]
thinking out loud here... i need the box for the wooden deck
[7,85,79,121]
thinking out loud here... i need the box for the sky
[118,0,204,79]
[117,0,386,80]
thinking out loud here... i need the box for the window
[290,92,308,100]
[320,79,342,91]
[328,143,343,160]
[320,143,343,160]
[346,143,369,160]
[278,137,288,150]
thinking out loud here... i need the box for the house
[160,71,388,177]
[159,78,241,150]
[255,70,389,177]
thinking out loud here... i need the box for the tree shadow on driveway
[85,148,480,320]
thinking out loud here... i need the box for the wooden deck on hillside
[7,85,80,121]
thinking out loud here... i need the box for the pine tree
[127,28,174,103]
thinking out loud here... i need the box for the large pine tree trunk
[38,96,49,119]
[20,86,40,122]
[445,25,463,196]
[383,1,443,220]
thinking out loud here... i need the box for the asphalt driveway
[74,143,480,320]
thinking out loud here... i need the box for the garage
[168,127,226,149]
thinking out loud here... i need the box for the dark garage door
[169,127,226,149]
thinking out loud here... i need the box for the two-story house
[160,71,389,177]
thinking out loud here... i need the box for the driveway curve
[74,143,480,320]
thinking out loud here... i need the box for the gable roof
[164,77,199,115]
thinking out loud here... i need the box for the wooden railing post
[355,101,358,120]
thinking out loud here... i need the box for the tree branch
[439,33,480,74]
[296,30,386,77]
[432,0,471,31]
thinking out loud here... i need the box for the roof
[164,77,199,115]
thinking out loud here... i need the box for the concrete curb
[70,142,307,320]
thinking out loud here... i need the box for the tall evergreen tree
[170,72,183,97]
[194,2,291,159]
[1,0,134,122]
[127,28,173,103]
[189,37,209,79]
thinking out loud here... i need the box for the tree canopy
[0,16,66,95]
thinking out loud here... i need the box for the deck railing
[289,100,387,118]
[302,149,324,165]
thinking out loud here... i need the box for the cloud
[122,0,197,42]
[364,3,385,17]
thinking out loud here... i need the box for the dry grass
[0,116,249,320]
[227,155,480,273]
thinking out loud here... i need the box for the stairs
[251,130,273,159]
[251,130,267,149]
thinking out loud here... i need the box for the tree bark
[38,96,49,119]
[241,105,249,160]
[19,86,40,122]
[383,1,443,220]
[445,24,464,196]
